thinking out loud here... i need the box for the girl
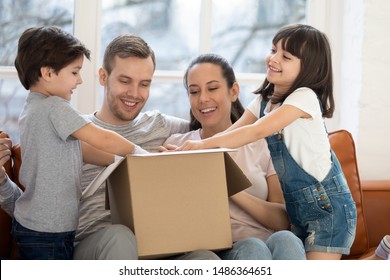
[177,24,357,260]
[162,54,306,260]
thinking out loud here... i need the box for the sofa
[328,130,390,259]
[0,129,389,259]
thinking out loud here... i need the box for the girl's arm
[72,123,135,158]
[223,109,258,133]
[179,104,307,150]
[230,174,290,231]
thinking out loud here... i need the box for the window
[0,0,307,144]
[0,0,74,142]
[98,0,307,118]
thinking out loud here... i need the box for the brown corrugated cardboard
[82,149,251,259]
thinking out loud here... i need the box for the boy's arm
[81,142,115,166]
[72,123,136,157]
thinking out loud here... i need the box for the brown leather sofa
[328,130,390,259]
[0,129,389,259]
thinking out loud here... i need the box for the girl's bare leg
[306,251,342,260]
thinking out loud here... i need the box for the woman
[161,53,305,260]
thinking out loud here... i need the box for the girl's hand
[177,140,207,151]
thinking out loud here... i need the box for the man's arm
[0,174,22,217]
[0,133,23,216]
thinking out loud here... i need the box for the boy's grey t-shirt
[15,92,90,232]
[76,110,189,242]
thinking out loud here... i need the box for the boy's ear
[40,67,52,81]
[98,67,107,85]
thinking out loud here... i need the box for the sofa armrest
[361,180,390,248]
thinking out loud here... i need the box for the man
[0,35,218,260]
[72,34,219,260]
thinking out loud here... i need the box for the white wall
[310,0,390,180]
[354,0,390,180]
[339,0,363,137]
[336,0,390,180]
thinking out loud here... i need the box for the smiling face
[98,55,154,125]
[186,62,238,138]
[45,56,84,101]
[265,40,301,94]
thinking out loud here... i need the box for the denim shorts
[12,218,75,260]
[283,174,357,254]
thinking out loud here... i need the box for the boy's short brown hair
[14,26,91,90]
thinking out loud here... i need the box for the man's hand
[0,134,12,185]
[158,144,179,153]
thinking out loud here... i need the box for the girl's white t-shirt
[247,87,332,182]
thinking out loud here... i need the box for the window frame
[0,0,341,117]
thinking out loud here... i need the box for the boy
[13,26,144,259]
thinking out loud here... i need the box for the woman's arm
[229,174,290,231]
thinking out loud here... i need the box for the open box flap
[81,148,247,200]
[81,157,125,200]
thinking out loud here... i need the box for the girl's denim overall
[260,98,356,254]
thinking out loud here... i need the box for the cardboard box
[82,149,251,259]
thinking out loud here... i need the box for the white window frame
[0,0,342,119]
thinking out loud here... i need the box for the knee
[266,230,306,260]
[235,238,268,250]
[109,224,135,238]
[100,225,137,259]
[267,230,301,244]
[74,225,138,260]
[182,250,221,260]
[106,224,136,245]
[232,238,272,260]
